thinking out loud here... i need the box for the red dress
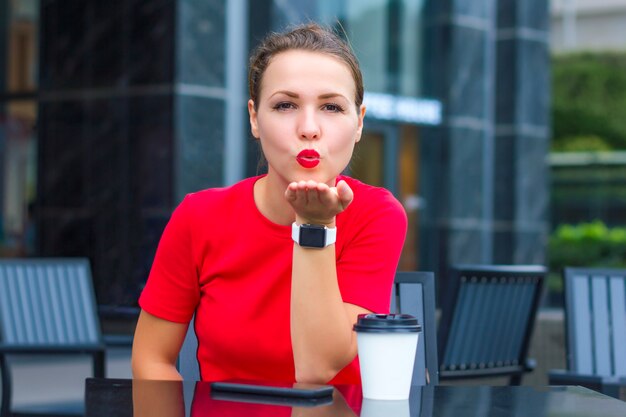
[139,175,407,384]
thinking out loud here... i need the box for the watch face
[299,225,326,248]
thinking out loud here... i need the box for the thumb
[336,180,354,210]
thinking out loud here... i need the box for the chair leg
[93,350,106,379]
[510,374,523,386]
[1,354,12,417]
[601,383,621,399]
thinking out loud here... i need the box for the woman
[132,22,407,384]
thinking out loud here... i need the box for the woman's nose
[297,108,320,140]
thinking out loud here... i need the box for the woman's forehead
[260,50,357,98]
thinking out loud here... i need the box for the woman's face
[248,50,365,187]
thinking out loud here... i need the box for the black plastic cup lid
[353,314,422,333]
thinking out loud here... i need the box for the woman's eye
[273,102,296,111]
[323,103,344,113]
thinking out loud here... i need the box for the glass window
[1,0,39,256]
[318,0,424,97]
[272,0,425,97]
[7,0,39,92]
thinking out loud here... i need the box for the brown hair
[248,22,364,112]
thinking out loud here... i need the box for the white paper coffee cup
[354,314,421,400]
[361,398,410,417]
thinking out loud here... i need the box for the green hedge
[552,52,626,150]
[548,221,626,292]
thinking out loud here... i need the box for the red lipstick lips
[296,149,320,168]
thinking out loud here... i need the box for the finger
[296,181,309,204]
[317,184,337,206]
[284,182,299,201]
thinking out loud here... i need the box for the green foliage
[548,221,626,296]
[551,135,613,152]
[549,220,626,273]
[552,52,626,150]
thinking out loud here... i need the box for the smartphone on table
[210,379,334,400]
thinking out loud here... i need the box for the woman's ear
[248,99,260,139]
[355,104,366,143]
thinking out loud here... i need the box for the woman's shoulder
[340,176,403,209]
[176,176,259,216]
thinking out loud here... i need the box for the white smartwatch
[291,223,337,248]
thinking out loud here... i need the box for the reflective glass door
[349,123,421,270]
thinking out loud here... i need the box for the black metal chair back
[391,271,439,386]
[0,258,105,416]
[548,267,626,398]
[437,264,546,385]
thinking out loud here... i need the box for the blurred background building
[551,0,626,52]
[548,0,626,299]
[0,0,551,308]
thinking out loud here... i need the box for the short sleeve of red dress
[139,195,200,323]
[335,177,408,315]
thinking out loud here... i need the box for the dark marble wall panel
[37,0,231,306]
[134,215,170,298]
[38,101,89,207]
[449,229,484,264]
[516,136,549,225]
[451,0,491,19]
[86,98,129,207]
[517,40,550,127]
[91,207,131,304]
[417,126,447,280]
[38,213,95,257]
[514,230,548,264]
[495,38,516,125]
[176,0,226,87]
[449,127,485,220]
[129,0,175,85]
[493,134,515,222]
[517,0,549,31]
[493,230,514,264]
[497,0,549,31]
[496,0,516,29]
[423,0,450,19]
[421,22,448,102]
[129,95,173,209]
[422,0,548,274]
[90,1,126,88]
[39,1,90,90]
[448,27,488,120]
[175,96,225,199]
[40,0,175,90]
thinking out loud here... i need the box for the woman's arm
[291,242,370,383]
[286,180,370,383]
[132,310,189,380]
[132,379,185,417]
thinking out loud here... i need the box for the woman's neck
[253,174,295,226]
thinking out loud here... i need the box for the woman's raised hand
[284,179,353,225]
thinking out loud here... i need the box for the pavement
[3,346,132,414]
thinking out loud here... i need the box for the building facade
[551,0,626,52]
[0,0,550,306]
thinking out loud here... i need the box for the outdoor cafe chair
[548,267,626,398]
[437,264,546,385]
[0,258,106,417]
[178,271,439,385]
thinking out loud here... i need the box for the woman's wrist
[294,215,336,228]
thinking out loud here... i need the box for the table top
[85,378,626,417]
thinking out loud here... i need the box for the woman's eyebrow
[270,90,299,98]
[318,93,346,100]
[268,91,349,101]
